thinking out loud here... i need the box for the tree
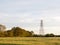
[0,27,34,37]
[0,31,5,37]
[10,27,33,37]
[45,33,55,37]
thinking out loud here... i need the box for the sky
[0,0,60,34]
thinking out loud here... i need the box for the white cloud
[44,26,60,35]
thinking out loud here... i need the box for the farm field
[0,37,60,45]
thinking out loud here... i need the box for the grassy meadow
[0,37,60,45]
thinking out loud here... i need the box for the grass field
[0,37,60,45]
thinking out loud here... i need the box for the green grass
[0,37,60,45]
[0,44,19,45]
[0,44,27,45]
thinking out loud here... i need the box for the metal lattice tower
[40,20,44,35]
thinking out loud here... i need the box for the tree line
[0,27,33,37]
[0,26,60,37]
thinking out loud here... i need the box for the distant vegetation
[0,27,33,37]
[0,27,60,37]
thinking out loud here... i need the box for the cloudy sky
[0,0,60,34]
